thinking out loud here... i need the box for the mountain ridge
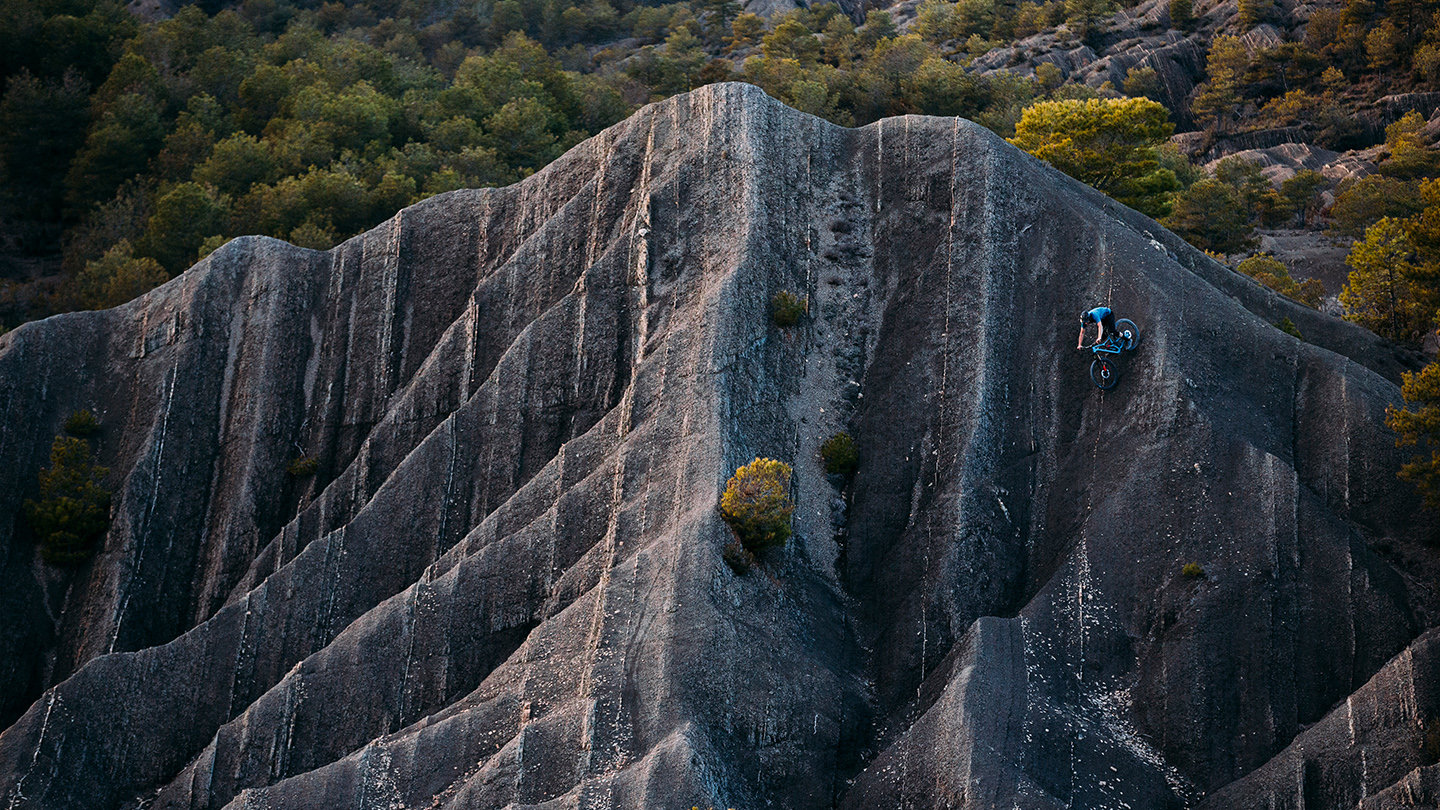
[0,82,1437,809]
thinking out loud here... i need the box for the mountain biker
[1077,306,1117,349]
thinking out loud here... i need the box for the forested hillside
[0,0,1434,314]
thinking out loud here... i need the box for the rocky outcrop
[0,83,1435,809]
[1201,142,1341,182]
[1198,627,1440,809]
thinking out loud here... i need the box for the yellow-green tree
[1330,175,1427,237]
[1238,254,1326,307]
[727,12,766,52]
[1010,97,1181,217]
[1192,35,1248,131]
[1379,111,1440,179]
[1388,361,1440,511]
[1340,217,1438,344]
[720,457,794,552]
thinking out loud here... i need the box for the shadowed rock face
[0,83,1436,809]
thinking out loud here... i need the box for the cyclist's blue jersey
[1082,306,1112,324]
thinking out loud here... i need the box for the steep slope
[0,82,1435,809]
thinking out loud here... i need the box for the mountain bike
[1086,318,1140,390]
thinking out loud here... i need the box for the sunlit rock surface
[0,82,1436,809]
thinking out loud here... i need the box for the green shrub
[771,290,808,328]
[24,436,111,566]
[63,409,100,437]
[1182,561,1205,579]
[720,457,794,553]
[1275,317,1303,339]
[287,455,320,476]
[1237,254,1325,308]
[821,431,859,475]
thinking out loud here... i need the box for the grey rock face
[0,83,1435,809]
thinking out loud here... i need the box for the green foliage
[820,431,858,475]
[1167,0,1193,28]
[194,133,275,196]
[1380,111,1440,180]
[1280,170,1325,225]
[1365,20,1402,70]
[1331,176,1427,237]
[1182,561,1205,578]
[1237,0,1274,27]
[720,457,794,553]
[73,239,169,309]
[1213,157,1291,226]
[287,455,319,476]
[1064,0,1115,45]
[24,435,111,566]
[1163,179,1254,254]
[1416,44,1440,87]
[1341,217,1438,345]
[1275,317,1304,339]
[1388,361,1440,510]
[5,0,1436,332]
[1192,35,1247,131]
[1238,254,1325,307]
[139,182,228,274]
[63,410,100,437]
[1122,66,1162,100]
[727,13,765,51]
[1010,97,1180,217]
[65,90,165,213]
[771,289,807,327]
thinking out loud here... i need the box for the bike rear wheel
[1091,357,1119,390]
[1116,318,1140,351]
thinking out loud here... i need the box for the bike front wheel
[1091,357,1119,390]
[1115,318,1140,351]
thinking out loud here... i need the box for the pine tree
[1192,36,1249,131]
[1388,362,1440,512]
[24,436,111,566]
[1340,217,1438,345]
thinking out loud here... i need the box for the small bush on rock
[25,436,111,566]
[1182,561,1205,579]
[821,431,859,475]
[771,290,807,327]
[287,456,320,477]
[723,540,757,574]
[63,410,100,437]
[1275,317,1303,340]
[720,457,794,553]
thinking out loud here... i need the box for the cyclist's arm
[1077,325,1086,349]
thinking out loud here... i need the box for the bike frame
[1088,336,1125,357]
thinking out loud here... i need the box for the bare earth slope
[0,83,1436,809]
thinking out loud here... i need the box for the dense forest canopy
[0,0,1437,314]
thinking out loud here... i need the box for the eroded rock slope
[0,83,1436,809]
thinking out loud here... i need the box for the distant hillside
[2,0,1439,355]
